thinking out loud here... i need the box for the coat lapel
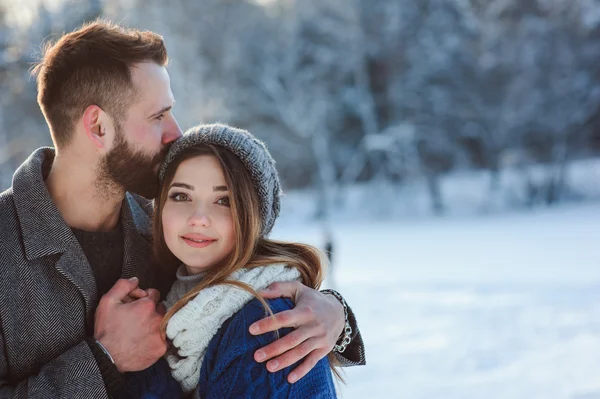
[121,193,155,290]
[12,148,98,325]
[54,244,98,330]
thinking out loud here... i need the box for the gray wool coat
[0,148,156,398]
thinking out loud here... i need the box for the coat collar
[13,147,72,260]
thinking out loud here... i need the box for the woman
[121,123,340,398]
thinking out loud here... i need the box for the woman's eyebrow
[213,185,228,192]
[170,182,194,190]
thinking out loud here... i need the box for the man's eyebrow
[170,182,194,190]
[149,105,172,119]
[213,185,228,192]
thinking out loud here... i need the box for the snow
[270,202,600,399]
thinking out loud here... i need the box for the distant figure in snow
[324,233,334,266]
[323,226,335,288]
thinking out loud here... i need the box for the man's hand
[249,281,345,383]
[121,286,149,303]
[93,277,167,373]
[122,286,167,315]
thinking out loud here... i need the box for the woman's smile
[181,232,217,248]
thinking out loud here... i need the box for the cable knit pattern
[164,264,301,394]
[197,297,337,399]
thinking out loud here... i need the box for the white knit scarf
[164,264,301,393]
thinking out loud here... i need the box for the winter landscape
[2,0,600,398]
[273,200,600,399]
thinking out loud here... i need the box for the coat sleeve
[199,298,337,399]
[0,334,107,399]
[331,301,366,367]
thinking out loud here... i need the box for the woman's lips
[181,233,216,248]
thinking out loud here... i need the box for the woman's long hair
[153,144,341,378]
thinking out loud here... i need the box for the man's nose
[161,114,183,145]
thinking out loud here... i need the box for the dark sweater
[72,223,124,299]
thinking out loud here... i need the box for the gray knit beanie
[158,123,281,237]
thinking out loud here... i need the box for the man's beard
[99,126,169,199]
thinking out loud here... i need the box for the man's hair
[31,19,168,148]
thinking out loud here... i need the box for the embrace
[0,20,365,398]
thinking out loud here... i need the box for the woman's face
[161,154,235,275]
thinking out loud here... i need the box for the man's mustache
[154,144,173,166]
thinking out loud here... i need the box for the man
[0,20,364,398]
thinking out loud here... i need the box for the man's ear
[82,105,107,149]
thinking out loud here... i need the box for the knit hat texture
[158,123,281,236]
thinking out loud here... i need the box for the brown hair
[31,19,168,148]
[153,145,342,378]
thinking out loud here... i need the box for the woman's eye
[216,196,230,207]
[156,113,165,121]
[169,192,190,202]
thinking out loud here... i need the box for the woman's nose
[188,207,210,227]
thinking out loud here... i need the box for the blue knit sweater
[120,297,337,398]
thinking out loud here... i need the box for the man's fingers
[249,309,305,336]
[156,302,167,317]
[130,288,148,299]
[104,277,139,302]
[287,351,327,383]
[146,288,161,304]
[265,337,318,372]
[259,281,302,300]
[253,328,311,363]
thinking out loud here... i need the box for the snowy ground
[270,202,600,399]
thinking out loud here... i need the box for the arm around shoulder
[199,298,337,399]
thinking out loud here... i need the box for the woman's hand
[122,287,166,315]
[249,281,345,383]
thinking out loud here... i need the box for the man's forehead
[129,63,175,114]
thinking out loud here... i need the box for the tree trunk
[311,132,337,221]
[546,135,570,205]
[425,169,444,215]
